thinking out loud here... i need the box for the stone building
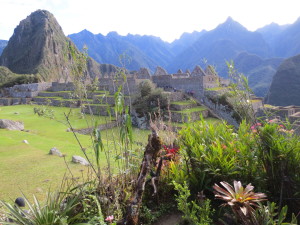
[150,65,221,97]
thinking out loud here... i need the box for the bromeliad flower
[213,181,266,217]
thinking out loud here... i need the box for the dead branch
[121,130,162,225]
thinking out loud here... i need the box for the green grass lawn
[172,117,221,128]
[171,106,208,114]
[0,105,150,201]
[171,100,197,105]
[205,87,227,91]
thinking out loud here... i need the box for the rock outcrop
[0,10,108,82]
[0,119,24,130]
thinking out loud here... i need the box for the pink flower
[105,215,114,223]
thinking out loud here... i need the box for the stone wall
[5,82,52,98]
[171,110,209,123]
[251,99,264,113]
[74,120,120,135]
[152,75,204,98]
[98,77,139,96]
[201,95,239,128]
[50,82,75,92]
[203,75,219,89]
[164,92,185,102]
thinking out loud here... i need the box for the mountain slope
[0,40,8,55]
[265,54,300,106]
[256,23,288,55]
[234,52,283,97]
[257,18,300,58]
[273,17,300,57]
[0,10,108,82]
[170,30,207,55]
[167,17,271,75]
[69,30,174,71]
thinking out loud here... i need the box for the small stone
[66,128,71,132]
[72,155,89,166]
[49,147,63,157]
[15,197,25,207]
[23,140,29,144]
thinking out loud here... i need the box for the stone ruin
[0,65,226,106]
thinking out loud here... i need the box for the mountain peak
[0,9,98,81]
[216,16,248,32]
[225,16,234,23]
[107,31,119,38]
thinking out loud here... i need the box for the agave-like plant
[213,181,266,224]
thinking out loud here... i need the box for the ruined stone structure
[0,65,227,106]
[136,68,151,79]
[259,105,300,134]
[151,65,223,98]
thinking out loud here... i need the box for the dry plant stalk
[121,130,162,225]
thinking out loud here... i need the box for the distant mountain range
[1,11,300,98]
[67,16,300,96]
[233,52,283,97]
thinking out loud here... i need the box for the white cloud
[0,0,299,42]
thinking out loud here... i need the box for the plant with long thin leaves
[0,191,81,225]
[213,180,266,224]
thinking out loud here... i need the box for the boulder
[72,155,89,166]
[0,119,24,130]
[49,147,63,157]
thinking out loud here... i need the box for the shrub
[171,117,300,216]
[133,80,168,118]
[0,74,38,88]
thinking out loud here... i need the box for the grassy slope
[0,105,149,201]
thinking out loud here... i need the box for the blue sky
[0,0,299,42]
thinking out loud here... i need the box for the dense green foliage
[0,66,38,88]
[169,118,300,222]
[133,80,168,118]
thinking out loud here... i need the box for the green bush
[0,74,38,88]
[170,117,300,214]
[133,80,168,118]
